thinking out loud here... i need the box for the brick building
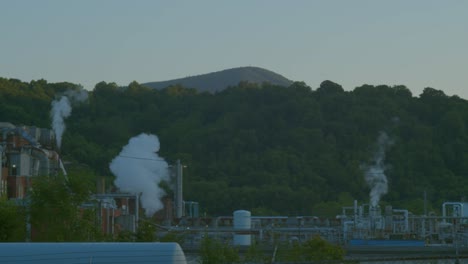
[0,122,61,200]
[1,122,140,238]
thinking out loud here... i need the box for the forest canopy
[1,77,467,216]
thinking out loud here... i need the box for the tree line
[1,77,467,218]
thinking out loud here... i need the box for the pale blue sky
[1,1,467,98]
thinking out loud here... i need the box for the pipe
[112,207,115,235]
[343,221,354,242]
[107,205,110,234]
[342,206,354,217]
[31,148,51,176]
[393,209,409,232]
[442,202,464,221]
[354,200,358,221]
[175,160,183,218]
[135,194,139,232]
[59,158,68,181]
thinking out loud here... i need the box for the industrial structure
[146,152,468,260]
[155,200,468,261]
[0,121,197,239]
[89,193,140,235]
[0,122,141,239]
[3,121,468,261]
[0,122,61,200]
[170,159,199,219]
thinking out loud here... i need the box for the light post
[297,216,303,242]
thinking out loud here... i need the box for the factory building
[0,122,141,239]
[0,122,61,200]
[90,193,140,236]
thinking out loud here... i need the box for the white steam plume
[109,133,169,216]
[51,96,72,149]
[364,132,394,207]
[50,89,88,149]
[65,88,88,102]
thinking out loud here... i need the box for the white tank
[0,242,187,264]
[233,210,251,246]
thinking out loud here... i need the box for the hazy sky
[1,1,467,98]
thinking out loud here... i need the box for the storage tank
[233,210,251,246]
[0,242,187,264]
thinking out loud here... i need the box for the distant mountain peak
[142,66,293,93]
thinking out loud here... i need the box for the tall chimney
[175,159,183,218]
[96,176,106,194]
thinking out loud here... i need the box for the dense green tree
[29,172,99,241]
[199,235,239,264]
[0,199,26,241]
[276,236,344,262]
[1,77,468,217]
[135,219,157,242]
[302,235,345,261]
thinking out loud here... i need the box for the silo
[233,210,251,246]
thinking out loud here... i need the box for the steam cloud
[64,89,88,102]
[51,96,72,149]
[50,89,88,149]
[109,133,169,216]
[364,132,394,207]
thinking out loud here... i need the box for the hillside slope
[142,66,293,93]
[2,77,468,216]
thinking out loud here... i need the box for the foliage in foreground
[199,235,239,264]
[198,235,345,263]
[276,235,345,262]
[0,198,26,241]
[29,172,101,241]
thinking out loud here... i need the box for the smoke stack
[96,176,106,194]
[174,159,184,218]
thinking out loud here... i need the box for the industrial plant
[0,122,141,238]
[0,122,62,200]
[2,121,468,262]
[159,201,468,247]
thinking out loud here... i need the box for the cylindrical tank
[233,210,251,246]
[0,242,187,264]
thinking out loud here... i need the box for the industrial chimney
[174,159,184,218]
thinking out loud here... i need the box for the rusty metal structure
[0,122,62,200]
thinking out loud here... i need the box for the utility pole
[424,190,427,216]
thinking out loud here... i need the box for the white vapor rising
[364,132,394,207]
[51,96,72,149]
[109,133,169,216]
[65,89,88,102]
[50,89,88,149]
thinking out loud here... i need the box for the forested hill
[142,66,293,93]
[1,77,468,216]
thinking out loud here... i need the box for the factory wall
[91,194,140,236]
[1,123,143,239]
[7,175,28,199]
[0,123,61,199]
[1,168,7,197]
